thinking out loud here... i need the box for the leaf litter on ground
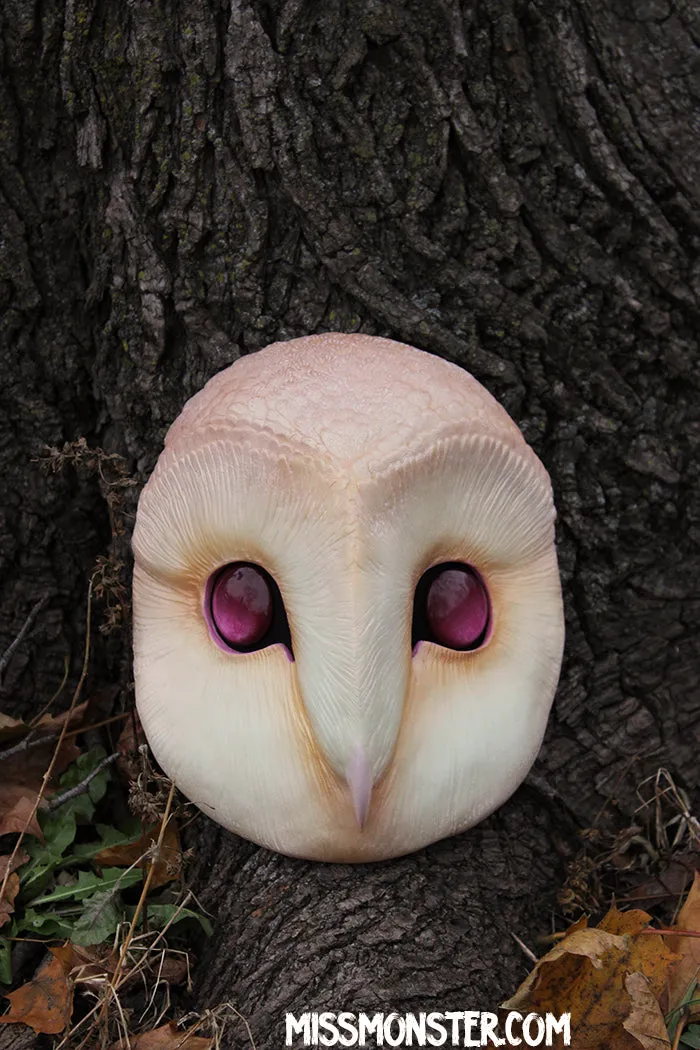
[0,708,212,1042]
[0,703,88,841]
[503,870,700,1049]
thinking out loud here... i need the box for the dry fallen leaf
[61,942,118,990]
[0,851,29,928]
[502,906,677,1049]
[0,702,88,744]
[0,946,74,1035]
[0,787,44,840]
[597,907,676,1000]
[111,1021,213,1050]
[64,942,188,994]
[630,852,700,903]
[0,702,88,838]
[623,971,672,1050]
[95,821,181,888]
[664,870,700,1018]
[115,712,148,785]
[0,873,19,929]
[0,713,26,741]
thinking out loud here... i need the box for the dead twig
[0,592,50,681]
[0,728,39,760]
[30,653,71,726]
[109,780,178,997]
[636,768,700,852]
[47,752,119,811]
[178,1003,257,1050]
[0,705,129,764]
[510,931,538,964]
[0,729,59,762]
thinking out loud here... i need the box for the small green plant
[666,977,700,1048]
[0,747,211,985]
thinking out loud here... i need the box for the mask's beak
[345,744,373,829]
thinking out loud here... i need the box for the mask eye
[204,562,293,656]
[412,562,491,652]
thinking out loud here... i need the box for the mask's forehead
[163,332,524,470]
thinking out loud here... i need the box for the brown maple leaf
[502,906,678,1049]
[0,946,74,1035]
[663,870,700,1019]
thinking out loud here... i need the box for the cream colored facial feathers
[132,334,565,861]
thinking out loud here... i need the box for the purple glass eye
[209,563,273,648]
[412,562,491,652]
[426,567,490,648]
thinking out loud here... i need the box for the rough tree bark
[1,0,699,1046]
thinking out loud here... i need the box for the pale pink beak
[345,745,373,829]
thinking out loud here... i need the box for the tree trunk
[1,0,698,1045]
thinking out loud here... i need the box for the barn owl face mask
[132,333,565,862]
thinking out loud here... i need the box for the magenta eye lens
[204,562,292,656]
[426,567,489,648]
[412,562,491,652]
[211,564,272,646]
